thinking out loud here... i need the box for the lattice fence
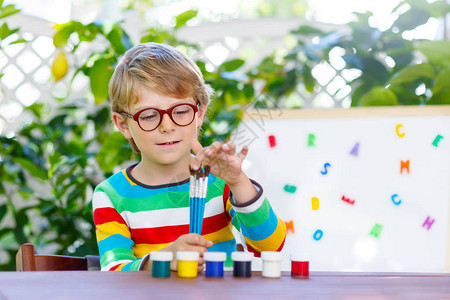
[0,14,352,136]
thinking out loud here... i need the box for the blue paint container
[204,252,226,278]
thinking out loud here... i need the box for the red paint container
[290,254,309,278]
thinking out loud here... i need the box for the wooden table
[1,271,449,299]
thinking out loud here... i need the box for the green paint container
[150,251,173,278]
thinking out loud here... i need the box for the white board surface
[233,106,450,272]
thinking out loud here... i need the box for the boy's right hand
[164,233,213,272]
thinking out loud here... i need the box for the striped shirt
[92,165,286,271]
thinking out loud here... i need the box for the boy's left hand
[191,139,248,186]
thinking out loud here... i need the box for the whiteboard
[233,106,450,272]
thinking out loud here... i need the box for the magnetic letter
[370,223,383,238]
[400,160,410,174]
[391,194,401,205]
[396,124,405,138]
[350,142,360,156]
[313,229,323,241]
[285,220,295,234]
[432,134,443,147]
[341,195,355,205]
[268,135,276,148]
[284,185,297,193]
[422,216,435,230]
[320,163,331,175]
[311,197,320,210]
[308,134,316,147]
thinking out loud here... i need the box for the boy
[92,42,286,271]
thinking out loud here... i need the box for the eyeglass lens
[138,104,195,131]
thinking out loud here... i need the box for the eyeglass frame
[120,103,199,132]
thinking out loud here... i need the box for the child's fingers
[211,141,223,150]
[191,139,204,155]
[198,257,205,266]
[190,140,205,170]
[217,151,229,163]
[222,143,236,155]
[191,141,222,170]
[185,233,213,248]
[201,142,224,168]
[204,142,222,158]
[237,145,249,161]
[203,146,216,159]
[190,156,201,171]
[191,150,209,171]
[170,260,177,271]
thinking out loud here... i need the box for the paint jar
[177,251,199,278]
[231,252,253,278]
[291,253,309,278]
[204,252,226,278]
[150,251,173,278]
[261,251,282,278]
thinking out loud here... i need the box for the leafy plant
[338,0,450,106]
[388,40,450,104]
[0,102,109,269]
[247,0,449,107]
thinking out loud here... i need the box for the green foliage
[250,0,450,107]
[255,0,308,17]
[53,21,100,47]
[0,2,25,50]
[96,131,134,174]
[0,101,122,269]
[360,87,398,106]
[339,1,450,106]
[175,9,198,29]
[417,40,450,68]
[0,0,449,270]
[88,56,116,103]
[389,63,435,85]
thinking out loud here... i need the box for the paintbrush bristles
[204,165,211,177]
[189,165,210,179]
[189,165,196,176]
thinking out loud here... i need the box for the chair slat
[16,243,93,271]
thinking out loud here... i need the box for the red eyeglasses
[121,103,199,131]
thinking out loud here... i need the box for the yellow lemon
[51,51,69,81]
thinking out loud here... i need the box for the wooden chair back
[16,243,96,271]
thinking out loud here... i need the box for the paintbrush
[189,165,210,234]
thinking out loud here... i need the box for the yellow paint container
[176,251,199,278]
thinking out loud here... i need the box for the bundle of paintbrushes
[189,165,210,234]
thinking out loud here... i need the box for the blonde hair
[109,43,213,152]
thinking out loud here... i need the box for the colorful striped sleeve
[227,179,286,256]
[93,187,145,271]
